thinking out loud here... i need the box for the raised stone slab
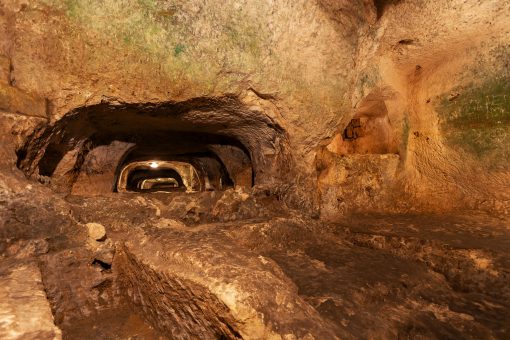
[0,262,61,339]
[117,224,338,339]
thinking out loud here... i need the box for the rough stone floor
[1,189,509,339]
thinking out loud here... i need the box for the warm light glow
[150,161,159,168]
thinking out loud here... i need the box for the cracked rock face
[0,0,509,339]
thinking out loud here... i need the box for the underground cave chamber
[2,0,510,338]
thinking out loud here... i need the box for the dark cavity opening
[374,0,401,19]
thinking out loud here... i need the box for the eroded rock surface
[1,166,510,338]
[0,262,61,339]
[0,0,509,339]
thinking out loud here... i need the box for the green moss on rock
[173,43,185,57]
[438,77,510,167]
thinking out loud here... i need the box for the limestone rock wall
[319,0,510,216]
[0,0,508,216]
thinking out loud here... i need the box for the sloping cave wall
[316,0,510,217]
[71,141,134,195]
[361,0,510,215]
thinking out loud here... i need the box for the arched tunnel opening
[16,96,290,196]
[123,163,189,193]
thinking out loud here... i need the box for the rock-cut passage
[1,1,510,339]
[16,96,290,196]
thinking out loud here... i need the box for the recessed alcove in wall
[327,88,399,155]
[17,96,290,196]
[318,86,402,219]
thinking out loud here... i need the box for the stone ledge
[0,262,62,340]
[0,83,47,118]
